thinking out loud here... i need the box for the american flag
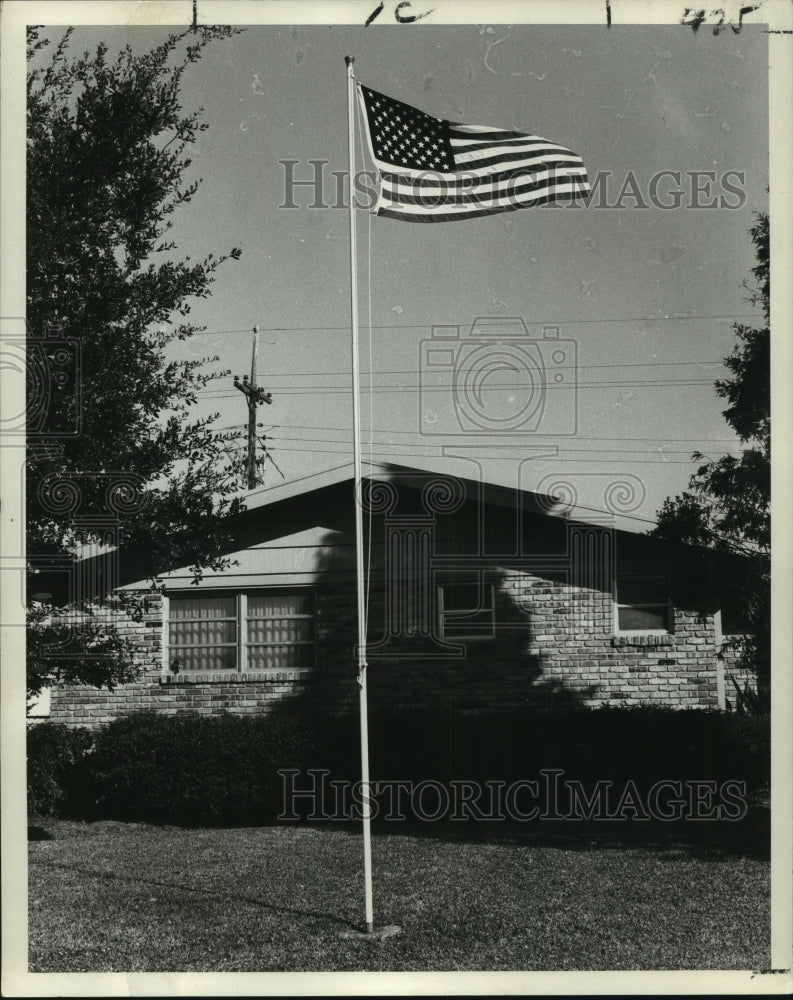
[358,84,591,223]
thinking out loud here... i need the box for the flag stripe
[377,188,586,223]
[379,176,590,210]
[383,171,589,204]
[448,124,531,140]
[450,137,577,155]
[375,155,590,185]
[452,148,587,172]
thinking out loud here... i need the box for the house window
[169,595,237,672]
[168,590,315,672]
[438,575,495,640]
[615,576,672,633]
[246,592,315,669]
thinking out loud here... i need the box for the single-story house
[40,461,752,727]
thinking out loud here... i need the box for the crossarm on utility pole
[233,325,272,490]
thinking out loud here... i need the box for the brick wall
[509,572,720,709]
[48,589,355,727]
[358,570,723,713]
[48,567,731,727]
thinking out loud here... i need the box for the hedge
[27,722,95,817]
[27,706,769,826]
[312,706,771,793]
[83,710,315,826]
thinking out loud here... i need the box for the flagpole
[345,54,374,935]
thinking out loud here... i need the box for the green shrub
[85,710,317,825]
[27,722,95,817]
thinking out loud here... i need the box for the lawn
[28,817,770,972]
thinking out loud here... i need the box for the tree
[651,212,770,707]
[26,26,247,704]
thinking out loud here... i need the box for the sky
[38,21,770,528]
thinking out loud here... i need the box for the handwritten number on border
[681,5,760,34]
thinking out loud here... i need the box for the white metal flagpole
[345,54,374,935]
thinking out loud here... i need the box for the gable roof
[239,459,648,533]
[38,459,740,604]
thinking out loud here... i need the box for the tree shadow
[378,803,770,861]
[294,803,770,862]
[49,470,766,862]
[274,470,600,718]
[262,471,767,861]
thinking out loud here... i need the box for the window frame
[614,574,673,636]
[167,591,239,674]
[245,590,317,671]
[165,588,316,675]
[437,574,496,642]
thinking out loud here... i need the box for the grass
[28,817,770,972]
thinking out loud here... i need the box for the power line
[244,460,354,501]
[196,357,743,385]
[195,357,737,386]
[172,313,762,337]
[267,441,721,465]
[194,379,722,399]
[265,432,743,457]
[217,421,741,444]
[220,428,744,456]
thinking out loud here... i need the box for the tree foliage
[26,603,139,702]
[26,26,246,703]
[651,212,770,706]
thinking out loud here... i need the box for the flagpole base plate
[338,924,401,940]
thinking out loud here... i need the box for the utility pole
[233,325,272,489]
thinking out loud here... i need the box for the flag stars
[363,87,454,169]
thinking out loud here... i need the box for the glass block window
[167,591,315,672]
[615,577,672,633]
[438,575,495,639]
[247,592,315,670]
[168,595,237,672]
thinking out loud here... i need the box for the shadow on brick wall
[269,473,600,721]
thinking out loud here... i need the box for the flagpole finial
[345,55,354,66]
